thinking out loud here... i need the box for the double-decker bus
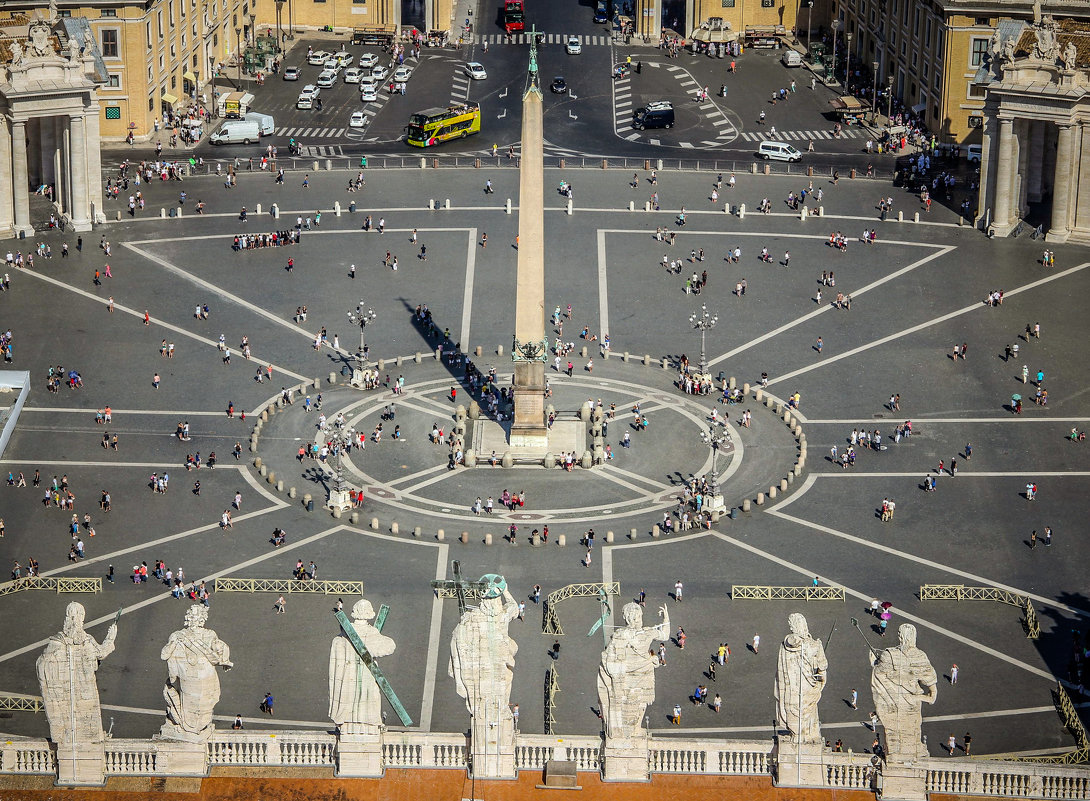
[406,104,482,147]
[503,0,525,33]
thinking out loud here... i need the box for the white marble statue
[870,623,937,763]
[597,602,670,740]
[28,19,55,58]
[1063,41,1078,71]
[448,574,519,745]
[1033,15,1060,61]
[160,605,233,742]
[36,603,117,745]
[68,36,81,63]
[1003,36,1016,63]
[9,41,24,66]
[775,612,828,743]
[328,598,396,735]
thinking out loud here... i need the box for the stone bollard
[260,465,268,476]
[437,529,445,541]
[313,161,319,171]
[414,352,422,364]
[332,507,342,519]
[334,201,341,216]
[445,199,451,210]
[580,346,587,358]
[793,464,803,476]
[497,345,504,356]
[643,354,651,366]
[581,451,592,469]
[645,201,652,212]
[958,216,965,227]
[502,452,514,468]
[800,206,808,220]
[623,352,629,362]
[272,203,279,219]
[414,526,422,538]
[377,359,385,370]
[781,479,788,491]
[464,450,476,467]
[567,199,573,216]
[460,531,469,544]
[743,382,750,395]
[630,528,638,540]
[766,396,775,408]
[651,525,661,538]
[455,405,467,421]
[506,198,512,214]
[817,205,824,217]
[289,487,297,498]
[750,163,758,174]
[428,198,434,210]
[787,472,794,484]
[485,533,493,546]
[724,204,730,214]
[662,357,669,369]
[606,530,614,543]
[474,346,482,357]
[897,210,904,222]
[303,492,312,508]
[276,480,284,492]
[314,377,322,388]
[913,211,920,223]
[350,511,359,524]
[544,453,555,469]
[329,372,337,384]
[396,356,403,366]
[738,203,746,219]
[557,534,566,547]
[629,200,635,211]
[729,376,736,389]
[255,204,262,216]
[769,486,778,499]
[254,457,263,469]
[580,404,591,422]
[531,532,540,547]
[742,498,751,512]
[435,348,442,360]
[116,210,122,221]
[755,388,764,402]
[267,472,276,485]
[756,492,765,506]
[391,522,399,535]
[763,163,771,175]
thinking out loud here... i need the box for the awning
[910,101,927,114]
[160,93,179,105]
[182,71,197,82]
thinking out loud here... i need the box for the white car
[393,65,412,83]
[307,50,331,66]
[371,65,389,82]
[565,36,582,55]
[316,69,337,87]
[323,57,340,72]
[358,52,378,69]
[298,84,319,100]
[343,67,363,84]
[464,61,487,80]
[360,84,378,102]
[333,50,352,67]
[349,111,367,128]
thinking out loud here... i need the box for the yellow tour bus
[406,103,481,147]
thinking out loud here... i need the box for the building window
[105,105,121,119]
[968,83,986,99]
[101,28,119,57]
[171,76,177,88]
[974,17,989,26]
[148,98,154,111]
[970,37,989,67]
[913,9,920,37]
[761,0,774,6]
[925,19,932,49]
[146,21,152,48]
[168,0,174,25]
[101,7,117,17]
[107,73,121,88]
[722,0,735,6]
[58,8,71,17]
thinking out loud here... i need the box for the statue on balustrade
[449,574,519,743]
[775,612,828,743]
[160,605,233,742]
[36,602,117,744]
[870,623,937,763]
[328,598,396,735]
[597,602,670,740]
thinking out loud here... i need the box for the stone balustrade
[926,759,1090,799]
[206,731,336,767]
[382,731,468,768]
[103,740,159,774]
[0,739,55,774]
[515,734,602,772]
[649,738,772,775]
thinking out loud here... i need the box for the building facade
[633,0,821,41]
[975,14,1090,242]
[830,0,1089,144]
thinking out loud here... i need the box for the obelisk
[509,31,550,450]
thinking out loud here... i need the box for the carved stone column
[991,117,1015,234]
[1046,123,1075,243]
[12,119,33,237]
[67,113,92,231]
[0,117,14,236]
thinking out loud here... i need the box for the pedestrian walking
[674,579,683,602]
[752,633,760,653]
[275,594,286,614]
[963,732,972,756]
[950,663,959,684]
[948,734,957,755]
[850,688,858,709]
[261,692,274,715]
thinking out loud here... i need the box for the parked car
[632,100,674,130]
[393,65,412,83]
[371,65,389,82]
[343,67,363,84]
[323,57,340,72]
[282,66,300,81]
[360,84,378,102]
[465,61,487,80]
[307,50,331,66]
[358,52,378,69]
[316,69,337,87]
[550,76,568,94]
[349,111,367,128]
[566,36,582,55]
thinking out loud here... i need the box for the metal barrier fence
[920,584,1040,639]
[0,576,102,598]
[542,582,621,635]
[985,684,1088,765]
[0,693,43,713]
[213,577,363,595]
[731,585,845,601]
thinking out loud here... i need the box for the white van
[209,120,261,145]
[781,50,802,67]
[758,140,802,162]
[245,112,275,137]
[966,144,982,164]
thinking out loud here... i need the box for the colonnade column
[1046,123,1075,243]
[68,113,91,231]
[84,109,104,225]
[12,119,33,236]
[0,117,13,235]
[992,117,1015,233]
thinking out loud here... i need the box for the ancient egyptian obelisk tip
[509,29,549,449]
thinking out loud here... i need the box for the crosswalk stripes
[477,33,611,46]
[739,129,859,141]
[273,127,345,139]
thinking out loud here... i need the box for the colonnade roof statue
[597,602,670,741]
[870,623,937,764]
[775,612,828,744]
[160,605,234,742]
[329,598,396,734]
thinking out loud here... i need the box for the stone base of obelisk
[54,741,106,786]
[335,731,384,778]
[474,418,586,464]
[327,488,352,512]
[774,739,827,788]
[877,762,928,801]
[153,738,209,777]
[510,360,549,450]
[602,734,650,782]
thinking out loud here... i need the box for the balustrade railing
[104,740,159,774]
[382,731,468,768]
[649,738,771,775]
[926,758,1090,798]
[207,731,336,767]
[0,740,55,774]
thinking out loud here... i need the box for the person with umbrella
[1011,394,1022,414]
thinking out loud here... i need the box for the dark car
[550,76,568,94]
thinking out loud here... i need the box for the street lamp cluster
[689,303,719,378]
[700,426,730,503]
[346,302,377,368]
[327,424,358,510]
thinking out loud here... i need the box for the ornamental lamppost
[234,25,242,80]
[689,303,718,378]
[327,425,357,511]
[700,425,730,514]
[830,20,840,86]
[887,74,895,122]
[249,12,256,45]
[845,31,853,88]
[275,0,284,50]
[347,301,377,371]
[208,54,216,117]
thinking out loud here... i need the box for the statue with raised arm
[775,612,828,743]
[449,574,519,775]
[328,598,396,734]
[160,605,233,742]
[36,602,117,744]
[1062,41,1077,71]
[597,602,670,740]
[870,623,937,763]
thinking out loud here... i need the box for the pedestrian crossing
[275,126,347,139]
[476,33,613,46]
[450,71,471,105]
[299,145,344,157]
[738,128,861,141]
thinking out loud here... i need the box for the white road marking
[460,228,478,350]
[597,229,610,352]
[419,543,449,731]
